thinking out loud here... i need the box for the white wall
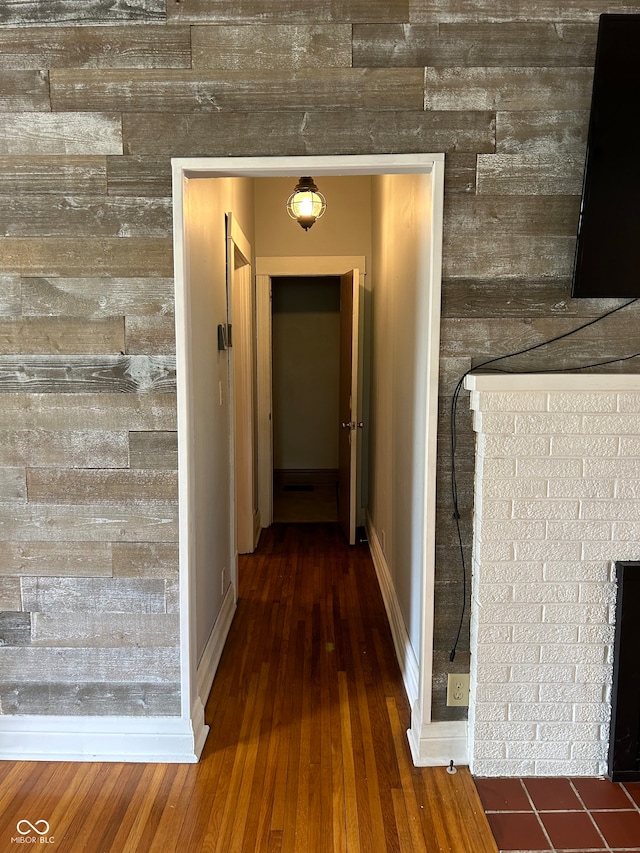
[369,173,434,657]
[182,176,254,661]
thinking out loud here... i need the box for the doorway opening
[172,154,452,766]
[271,275,341,525]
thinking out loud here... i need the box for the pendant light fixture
[286,176,326,231]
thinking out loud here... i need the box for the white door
[338,269,360,545]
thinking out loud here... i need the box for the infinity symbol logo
[16,820,50,836]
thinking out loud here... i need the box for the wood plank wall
[1,0,639,722]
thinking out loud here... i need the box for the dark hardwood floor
[0,523,497,852]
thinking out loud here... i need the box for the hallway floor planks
[0,523,497,853]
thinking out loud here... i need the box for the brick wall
[467,374,640,776]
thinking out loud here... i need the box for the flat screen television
[572,14,640,298]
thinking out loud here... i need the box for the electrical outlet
[446,673,470,707]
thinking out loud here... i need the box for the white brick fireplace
[465,374,640,777]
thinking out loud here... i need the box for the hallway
[0,524,497,852]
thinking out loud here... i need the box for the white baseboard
[407,719,469,767]
[0,712,209,763]
[197,581,237,708]
[365,515,419,710]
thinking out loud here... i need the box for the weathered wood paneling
[30,612,179,647]
[0,355,176,393]
[354,22,598,67]
[0,468,26,502]
[0,237,172,276]
[0,681,180,715]
[0,25,190,69]
[167,0,410,24]
[21,576,167,613]
[0,195,171,237]
[0,393,176,430]
[26,469,178,504]
[0,505,178,541]
[476,153,585,195]
[0,156,108,194]
[22,277,174,317]
[123,109,496,156]
[495,110,589,155]
[0,612,31,645]
[408,0,640,23]
[0,647,179,682]
[50,68,425,112]
[0,541,112,577]
[0,318,124,354]
[111,542,179,578]
[0,276,21,316]
[0,430,129,467]
[0,113,122,155]
[0,579,21,611]
[106,154,172,196]
[444,154,478,194]
[424,67,593,111]
[0,1,166,26]
[0,70,49,110]
[128,431,178,469]
[191,24,352,69]
[125,315,177,355]
[445,195,580,237]
[443,234,575,279]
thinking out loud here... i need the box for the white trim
[196,582,237,709]
[255,255,367,532]
[407,720,468,768]
[0,713,208,763]
[466,373,640,392]
[366,514,419,709]
[171,154,445,768]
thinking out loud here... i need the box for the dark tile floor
[474,777,640,852]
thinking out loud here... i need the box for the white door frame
[172,154,448,766]
[255,255,366,529]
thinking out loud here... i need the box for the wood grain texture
[495,109,589,155]
[424,66,593,111]
[0,524,500,851]
[26,468,178,504]
[445,194,580,238]
[111,542,179,578]
[0,393,176,430]
[0,355,176,393]
[476,153,586,195]
[0,429,130,468]
[0,156,108,194]
[0,681,180,715]
[0,612,31,646]
[0,646,178,682]
[354,22,598,67]
[408,0,640,23]
[123,109,495,156]
[191,24,352,69]
[50,68,425,112]
[0,194,171,237]
[20,576,167,613]
[0,578,20,610]
[167,0,410,24]
[125,315,177,355]
[0,70,49,110]
[0,113,121,155]
[106,154,172,196]
[22,277,175,317]
[0,467,26,502]
[0,0,165,26]
[30,612,179,647]
[0,25,191,69]
[0,504,178,541]
[128,431,178,469]
[0,237,173,276]
[0,541,112,577]
[0,318,124,354]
